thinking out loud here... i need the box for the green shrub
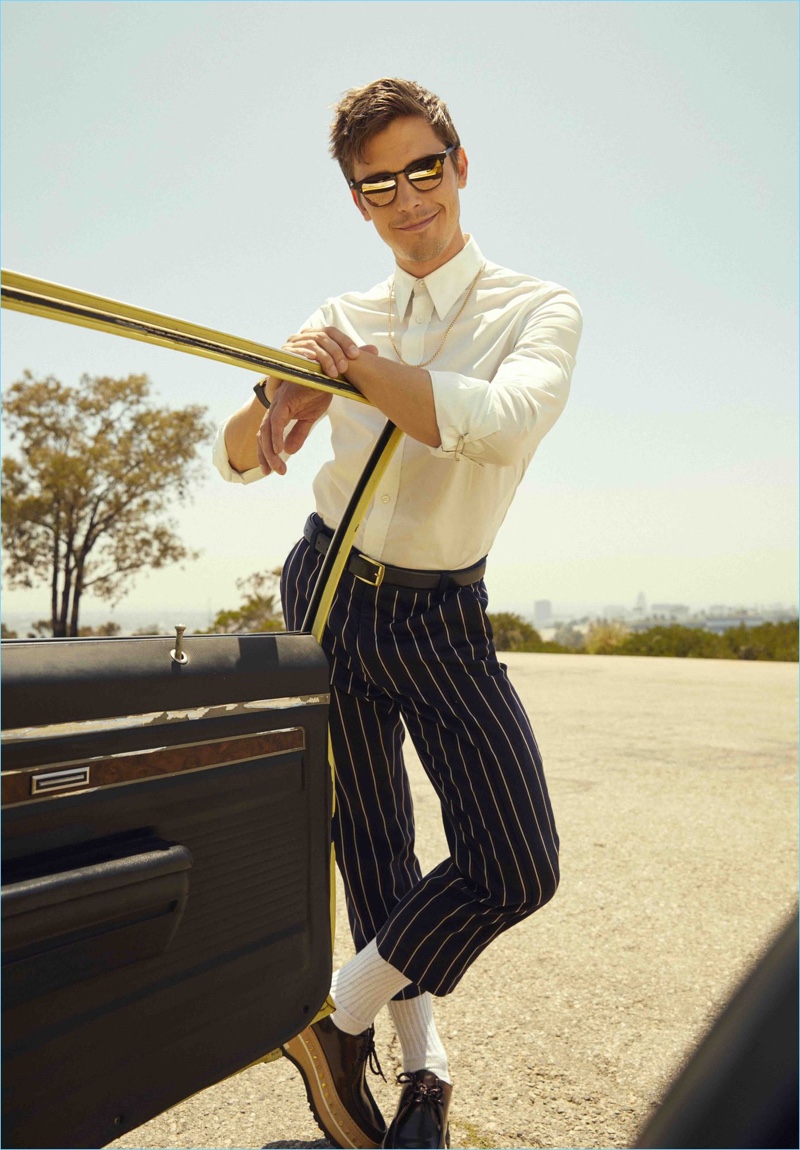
[487,612,544,652]
[721,620,798,662]
[615,625,731,659]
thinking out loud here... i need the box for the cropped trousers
[281,521,560,999]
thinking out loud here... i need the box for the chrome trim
[31,766,91,795]
[1,694,330,743]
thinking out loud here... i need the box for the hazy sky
[2,0,797,627]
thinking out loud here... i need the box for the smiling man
[215,78,582,1149]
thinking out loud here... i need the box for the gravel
[110,653,798,1150]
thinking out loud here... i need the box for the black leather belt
[303,515,486,591]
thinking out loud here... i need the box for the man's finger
[319,333,352,374]
[312,341,343,378]
[255,433,273,476]
[291,334,347,378]
[259,409,287,476]
[323,326,361,359]
[284,419,314,455]
[286,328,360,376]
[285,338,336,378]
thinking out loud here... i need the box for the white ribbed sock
[330,938,411,1036]
[388,992,451,1083]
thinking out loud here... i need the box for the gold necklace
[387,263,485,368]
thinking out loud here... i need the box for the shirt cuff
[428,371,503,460]
[212,420,264,485]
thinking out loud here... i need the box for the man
[214,78,581,1149]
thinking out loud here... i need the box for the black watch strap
[253,381,271,409]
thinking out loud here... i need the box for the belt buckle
[355,554,385,587]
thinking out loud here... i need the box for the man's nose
[394,174,424,211]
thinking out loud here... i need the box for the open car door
[3,631,331,1147]
[1,272,404,1149]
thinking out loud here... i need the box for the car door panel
[2,631,332,1149]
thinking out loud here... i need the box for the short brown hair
[330,78,460,182]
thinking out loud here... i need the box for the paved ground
[111,654,798,1150]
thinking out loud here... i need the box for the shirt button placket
[401,285,433,364]
[362,450,402,557]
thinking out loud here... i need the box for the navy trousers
[281,520,560,998]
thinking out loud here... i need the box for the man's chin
[397,235,449,266]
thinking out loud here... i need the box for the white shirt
[212,237,582,571]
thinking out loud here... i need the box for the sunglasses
[349,143,459,207]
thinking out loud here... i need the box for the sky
[1,0,797,630]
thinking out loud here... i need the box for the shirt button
[415,316,424,324]
[381,494,391,504]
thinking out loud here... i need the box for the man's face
[350,116,468,277]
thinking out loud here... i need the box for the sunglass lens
[360,178,397,206]
[408,156,444,190]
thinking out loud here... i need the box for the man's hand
[256,327,378,475]
[284,326,378,380]
[256,382,332,476]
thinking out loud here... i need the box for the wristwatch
[253,380,271,409]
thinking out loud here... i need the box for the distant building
[651,604,691,621]
[634,592,647,616]
[534,599,553,628]
[603,605,630,621]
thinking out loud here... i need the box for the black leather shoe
[281,1015,386,1149]
[383,1070,452,1149]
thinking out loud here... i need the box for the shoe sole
[281,1028,383,1150]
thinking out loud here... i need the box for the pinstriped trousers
[281,520,560,998]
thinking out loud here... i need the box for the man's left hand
[284,326,378,379]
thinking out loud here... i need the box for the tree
[203,569,284,634]
[616,624,730,659]
[584,619,630,654]
[487,612,545,652]
[2,372,213,637]
[721,620,798,662]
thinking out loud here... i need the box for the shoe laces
[357,1025,387,1081]
[397,1071,445,1105]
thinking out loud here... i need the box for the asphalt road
[111,653,798,1150]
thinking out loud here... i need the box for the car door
[2,629,332,1149]
[1,268,404,1150]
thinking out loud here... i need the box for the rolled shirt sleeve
[212,419,264,484]
[429,288,582,467]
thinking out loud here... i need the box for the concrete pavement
[111,653,798,1150]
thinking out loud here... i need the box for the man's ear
[350,187,372,221]
[456,147,469,191]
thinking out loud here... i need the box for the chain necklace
[387,263,485,368]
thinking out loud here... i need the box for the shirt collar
[392,236,484,321]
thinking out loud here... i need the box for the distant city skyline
[3,593,796,640]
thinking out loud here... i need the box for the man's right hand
[256,381,333,476]
[256,328,378,475]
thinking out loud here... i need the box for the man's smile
[394,211,440,232]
